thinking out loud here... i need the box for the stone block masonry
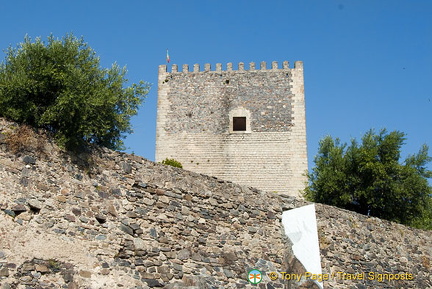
[156,61,307,196]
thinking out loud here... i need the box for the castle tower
[155,61,307,196]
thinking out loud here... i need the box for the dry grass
[421,256,430,270]
[3,124,46,156]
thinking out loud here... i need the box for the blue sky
[1,0,431,173]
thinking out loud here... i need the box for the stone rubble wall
[0,119,306,289]
[0,119,430,289]
[315,204,431,289]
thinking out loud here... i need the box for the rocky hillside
[0,119,431,289]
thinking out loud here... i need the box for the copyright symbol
[268,272,278,281]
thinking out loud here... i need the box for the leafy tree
[305,129,432,229]
[0,34,150,150]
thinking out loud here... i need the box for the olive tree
[305,129,432,229]
[0,34,150,150]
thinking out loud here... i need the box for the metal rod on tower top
[166,49,170,63]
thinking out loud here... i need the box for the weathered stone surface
[95,214,107,224]
[27,199,43,210]
[177,249,190,260]
[0,118,430,289]
[79,270,92,278]
[0,267,9,277]
[121,162,132,174]
[120,224,134,236]
[11,204,27,214]
[35,264,49,273]
[68,282,79,289]
[22,155,36,165]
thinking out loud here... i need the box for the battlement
[159,60,303,73]
[156,58,307,196]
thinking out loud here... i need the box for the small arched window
[233,117,246,131]
[229,107,251,133]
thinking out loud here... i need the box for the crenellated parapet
[156,58,307,196]
[159,60,303,73]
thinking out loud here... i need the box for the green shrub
[161,158,183,168]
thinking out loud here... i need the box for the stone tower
[155,61,307,196]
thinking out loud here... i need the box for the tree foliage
[0,34,150,150]
[305,129,432,229]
